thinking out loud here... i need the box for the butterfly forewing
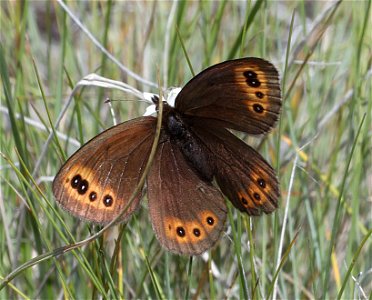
[175,57,281,135]
[53,117,156,224]
[147,136,227,255]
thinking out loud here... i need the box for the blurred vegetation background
[1,1,371,299]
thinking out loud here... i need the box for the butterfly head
[143,87,182,116]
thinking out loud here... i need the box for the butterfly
[53,57,281,255]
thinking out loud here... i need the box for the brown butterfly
[53,57,281,255]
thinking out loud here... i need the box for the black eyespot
[103,195,113,207]
[193,228,201,237]
[206,217,214,226]
[176,226,186,237]
[89,191,97,201]
[258,178,266,188]
[247,78,261,87]
[241,197,248,205]
[253,104,264,113]
[71,175,81,189]
[77,180,89,195]
[253,193,261,200]
[256,91,264,99]
[243,70,257,78]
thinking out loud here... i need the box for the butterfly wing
[190,120,279,215]
[147,135,227,255]
[53,116,156,224]
[175,57,281,134]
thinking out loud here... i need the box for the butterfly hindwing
[175,57,281,135]
[53,117,156,224]
[147,135,227,255]
[189,120,279,215]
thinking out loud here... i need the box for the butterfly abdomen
[165,110,214,182]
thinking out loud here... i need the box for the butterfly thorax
[163,104,214,182]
